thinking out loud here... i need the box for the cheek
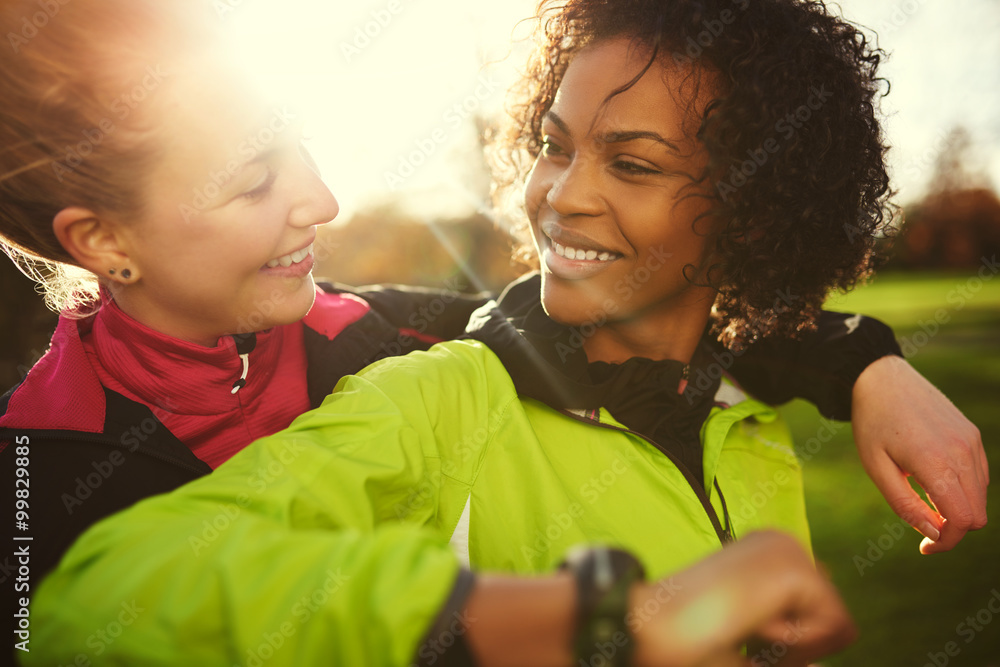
[523,162,549,221]
[634,197,707,250]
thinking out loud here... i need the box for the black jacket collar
[462,273,721,484]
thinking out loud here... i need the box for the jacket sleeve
[722,310,903,420]
[326,282,493,342]
[25,344,503,667]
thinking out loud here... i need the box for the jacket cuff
[830,314,903,388]
[812,312,903,420]
[414,568,478,667]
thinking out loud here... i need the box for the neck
[109,288,224,348]
[581,291,714,365]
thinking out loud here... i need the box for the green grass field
[780,271,1000,666]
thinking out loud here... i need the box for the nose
[288,146,340,228]
[545,157,603,218]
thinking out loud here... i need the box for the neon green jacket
[26,332,809,666]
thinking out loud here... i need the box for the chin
[540,284,605,329]
[283,283,318,323]
[238,280,317,334]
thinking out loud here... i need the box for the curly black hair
[490,0,897,349]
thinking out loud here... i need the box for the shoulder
[0,314,105,433]
[322,340,517,429]
[302,285,373,341]
[299,285,450,406]
[290,340,516,480]
[356,339,509,387]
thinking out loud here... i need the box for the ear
[52,207,130,279]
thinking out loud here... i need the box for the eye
[240,168,277,201]
[541,137,568,159]
[612,159,661,176]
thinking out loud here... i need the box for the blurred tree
[313,202,522,294]
[890,126,1000,269]
[315,111,527,293]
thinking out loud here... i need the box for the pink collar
[1,286,366,465]
[86,297,286,417]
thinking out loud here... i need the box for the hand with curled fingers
[851,355,989,554]
[631,531,856,667]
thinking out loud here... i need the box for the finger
[749,569,856,666]
[865,452,942,541]
[971,449,988,514]
[956,433,990,523]
[959,435,988,499]
[918,492,971,555]
[919,480,978,554]
[920,517,966,554]
[918,461,989,554]
[967,424,989,487]
[964,446,990,528]
[982,445,991,486]
[768,593,857,666]
[964,435,990,499]
[917,483,967,553]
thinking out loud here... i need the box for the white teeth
[266,243,314,269]
[551,239,618,262]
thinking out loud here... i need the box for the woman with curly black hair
[489,0,987,555]
[27,1,987,665]
[493,0,891,349]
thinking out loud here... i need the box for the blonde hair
[0,0,213,313]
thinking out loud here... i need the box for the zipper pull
[231,333,257,395]
[714,479,736,544]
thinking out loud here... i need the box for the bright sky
[223,0,1000,221]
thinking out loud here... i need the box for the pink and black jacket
[0,284,489,583]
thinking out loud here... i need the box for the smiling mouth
[264,243,314,269]
[551,240,621,262]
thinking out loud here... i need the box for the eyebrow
[544,111,682,155]
[245,147,278,167]
[602,130,682,155]
[544,111,572,136]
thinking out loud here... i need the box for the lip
[538,221,622,280]
[260,239,316,278]
[540,221,617,255]
[260,253,314,278]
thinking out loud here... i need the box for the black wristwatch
[561,547,646,667]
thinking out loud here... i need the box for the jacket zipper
[558,410,735,546]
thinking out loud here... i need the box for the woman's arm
[725,312,988,552]
[459,532,855,667]
[323,281,492,342]
[720,310,901,420]
[852,355,988,552]
[24,404,468,665]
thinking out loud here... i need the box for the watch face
[568,548,646,667]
